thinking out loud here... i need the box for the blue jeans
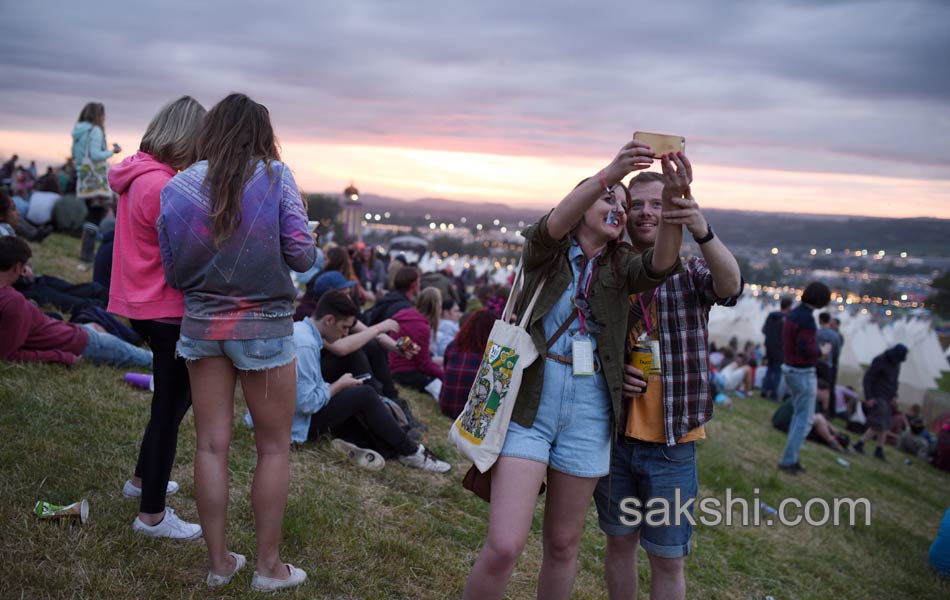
[594,440,697,558]
[779,365,817,466]
[81,324,153,369]
[176,334,296,371]
[761,362,783,399]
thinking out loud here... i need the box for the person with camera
[593,160,743,600]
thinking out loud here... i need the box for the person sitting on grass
[434,297,461,358]
[388,273,445,401]
[439,309,495,419]
[772,380,849,452]
[307,270,427,432]
[247,290,450,473]
[0,236,152,368]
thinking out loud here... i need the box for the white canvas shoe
[122,479,179,499]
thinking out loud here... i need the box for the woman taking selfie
[463,138,690,599]
[158,93,316,592]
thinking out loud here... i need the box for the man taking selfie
[594,156,743,600]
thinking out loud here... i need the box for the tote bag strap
[501,264,525,323]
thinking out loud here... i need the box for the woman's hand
[603,139,655,185]
[112,143,122,154]
[660,152,692,200]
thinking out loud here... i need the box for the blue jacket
[72,122,115,164]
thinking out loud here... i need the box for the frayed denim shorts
[499,357,612,478]
[176,334,296,371]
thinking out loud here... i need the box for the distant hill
[327,192,950,255]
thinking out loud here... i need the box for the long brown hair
[416,287,442,335]
[77,102,106,130]
[196,93,280,246]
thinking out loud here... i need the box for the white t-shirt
[26,191,60,225]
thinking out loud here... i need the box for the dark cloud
[1,0,947,179]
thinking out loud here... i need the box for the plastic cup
[34,499,89,524]
[124,372,153,391]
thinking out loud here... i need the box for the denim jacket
[510,211,675,434]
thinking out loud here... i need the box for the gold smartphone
[633,131,685,157]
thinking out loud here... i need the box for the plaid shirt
[438,340,484,419]
[626,256,743,445]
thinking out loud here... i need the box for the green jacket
[510,212,675,434]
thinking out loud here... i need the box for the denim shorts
[176,334,296,371]
[594,439,698,558]
[499,357,612,478]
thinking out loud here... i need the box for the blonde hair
[140,96,207,171]
[416,287,442,334]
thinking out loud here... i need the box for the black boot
[873,446,886,461]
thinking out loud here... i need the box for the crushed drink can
[34,499,89,524]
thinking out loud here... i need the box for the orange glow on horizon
[3,129,948,219]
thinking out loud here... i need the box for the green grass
[2,234,950,598]
[937,371,950,394]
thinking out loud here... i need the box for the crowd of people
[2,92,949,595]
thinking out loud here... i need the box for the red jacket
[388,307,444,379]
[0,286,87,365]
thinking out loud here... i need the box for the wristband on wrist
[597,169,611,194]
[693,224,715,245]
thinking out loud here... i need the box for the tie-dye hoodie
[158,160,316,340]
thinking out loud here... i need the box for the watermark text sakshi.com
[618,488,871,528]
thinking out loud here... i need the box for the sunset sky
[2,1,948,218]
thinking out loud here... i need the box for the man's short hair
[0,236,31,270]
[628,171,665,188]
[314,289,359,320]
[801,282,831,309]
[393,266,420,293]
[780,296,793,310]
[818,312,832,324]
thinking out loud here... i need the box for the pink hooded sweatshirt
[107,151,184,320]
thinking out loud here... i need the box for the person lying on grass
[0,236,152,368]
[246,290,451,473]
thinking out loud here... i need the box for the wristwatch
[693,224,715,245]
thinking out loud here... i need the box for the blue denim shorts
[499,357,612,478]
[176,334,296,371]
[594,439,698,558]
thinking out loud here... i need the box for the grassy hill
[1,234,949,599]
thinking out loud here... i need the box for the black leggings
[307,384,417,457]
[320,339,399,399]
[130,319,192,514]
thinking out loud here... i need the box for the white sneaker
[132,507,202,540]
[398,444,451,473]
[331,438,385,471]
[251,563,308,592]
[122,479,180,499]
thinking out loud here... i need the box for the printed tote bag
[448,265,545,472]
[76,129,111,200]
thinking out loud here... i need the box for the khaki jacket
[511,212,675,434]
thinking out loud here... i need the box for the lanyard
[575,253,599,335]
[637,288,657,337]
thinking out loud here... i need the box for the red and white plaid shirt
[625,256,744,445]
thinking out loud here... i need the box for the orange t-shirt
[624,291,705,443]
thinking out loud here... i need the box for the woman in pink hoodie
[108,96,206,541]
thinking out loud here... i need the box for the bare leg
[240,361,297,580]
[188,358,238,575]
[462,457,548,600]
[647,554,686,600]
[536,468,600,599]
[605,532,640,600]
[810,414,839,448]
